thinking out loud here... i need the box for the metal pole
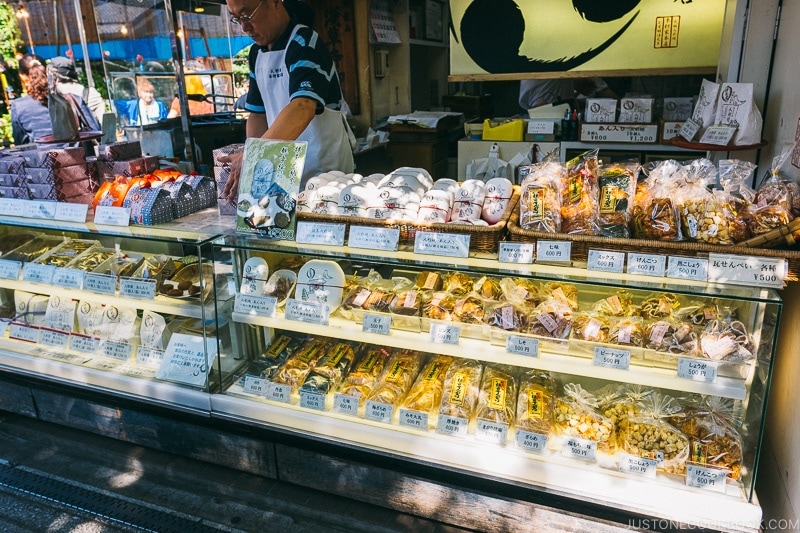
[163,0,196,169]
[72,0,94,87]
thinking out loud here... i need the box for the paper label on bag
[516,430,548,454]
[333,393,359,415]
[348,226,400,251]
[295,222,346,246]
[0,260,22,280]
[94,206,131,226]
[536,241,571,263]
[499,242,534,264]
[399,409,428,430]
[414,232,470,258]
[627,253,666,277]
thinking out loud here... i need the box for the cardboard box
[0,174,24,187]
[619,97,654,123]
[585,99,617,123]
[20,147,85,169]
[0,186,30,199]
[0,156,26,175]
[97,159,148,180]
[96,141,142,162]
[482,119,524,141]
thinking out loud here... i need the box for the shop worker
[221,0,355,202]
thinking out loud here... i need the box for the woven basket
[507,211,800,282]
[297,186,521,254]
[739,218,800,249]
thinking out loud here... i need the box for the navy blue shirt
[10,96,52,145]
[244,21,343,116]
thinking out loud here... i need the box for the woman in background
[10,54,52,145]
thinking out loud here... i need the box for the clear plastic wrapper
[541,282,578,311]
[422,291,456,321]
[572,313,610,343]
[675,301,721,327]
[528,298,573,339]
[609,317,645,347]
[632,160,685,241]
[639,292,680,320]
[515,370,556,435]
[597,162,639,238]
[591,290,637,318]
[713,159,757,243]
[596,384,652,445]
[299,342,358,395]
[484,301,529,332]
[518,162,565,232]
[442,272,474,297]
[389,289,423,317]
[677,159,722,243]
[700,316,755,362]
[401,355,454,419]
[645,318,699,356]
[452,293,486,324]
[499,278,543,308]
[473,276,503,301]
[745,144,795,235]
[560,150,599,235]
[414,271,444,292]
[242,334,305,382]
[365,349,424,407]
[620,393,689,475]
[271,338,329,394]
[553,383,616,455]
[438,359,483,421]
[337,346,393,405]
[475,364,517,426]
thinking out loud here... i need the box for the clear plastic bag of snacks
[572,312,610,343]
[553,383,616,456]
[639,292,680,320]
[716,159,757,243]
[620,393,689,475]
[632,160,685,241]
[518,162,565,232]
[438,359,484,422]
[591,289,637,318]
[365,349,425,407]
[401,355,455,422]
[677,159,720,243]
[645,318,699,356]
[560,150,600,235]
[337,346,394,407]
[700,313,755,363]
[597,162,640,238]
[516,370,556,436]
[596,384,652,445]
[745,143,795,235]
[475,364,518,427]
[528,298,573,339]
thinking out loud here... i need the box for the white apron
[254,25,355,185]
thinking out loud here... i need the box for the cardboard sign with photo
[235,139,307,240]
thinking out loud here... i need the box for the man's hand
[220,151,244,204]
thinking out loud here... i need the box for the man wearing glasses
[222,0,355,202]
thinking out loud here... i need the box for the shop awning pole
[72,0,94,87]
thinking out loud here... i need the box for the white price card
[619,454,658,478]
[686,465,729,493]
[536,240,571,263]
[120,278,157,300]
[53,267,84,290]
[679,118,702,141]
[699,125,737,146]
[593,346,631,371]
[38,328,69,349]
[626,253,666,277]
[0,319,9,337]
[333,393,359,416]
[0,198,25,217]
[587,250,625,273]
[476,420,509,444]
[667,256,709,282]
[708,253,786,288]
[83,273,117,295]
[54,202,89,223]
[234,293,278,317]
[528,120,555,135]
[285,299,330,325]
[429,322,460,345]
[102,340,133,361]
[362,313,392,335]
[295,222,346,246]
[677,357,718,383]
[155,333,218,387]
[498,242,534,264]
[348,226,400,251]
[516,430,548,454]
[0,259,22,280]
[70,333,100,354]
[300,391,326,411]
[399,409,428,430]
[436,415,469,437]
[506,335,538,357]
[562,437,597,462]
[413,231,470,258]
[266,382,292,403]
[9,323,39,343]
[94,206,131,226]
[136,347,165,369]
[22,263,56,284]
[364,400,393,422]
[27,201,57,219]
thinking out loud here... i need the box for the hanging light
[120,24,128,35]
[193,1,205,13]
[15,6,29,19]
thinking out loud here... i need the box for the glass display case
[210,235,780,530]
[0,214,232,410]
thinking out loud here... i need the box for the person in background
[10,54,52,145]
[49,56,106,123]
[220,0,355,202]
[130,78,168,126]
[519,77,617,110]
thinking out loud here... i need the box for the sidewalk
[0,411,469,533]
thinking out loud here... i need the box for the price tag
[587,250,624,273]
[54,202,89,223]
[22,263,56,284]
[102,340,133,361]
[155,333,217,388]
[626,253,666,277]
[234,294,278,317]
[83,273,117,295]
[364,400,393,422]
[476,420,508,444]
[528,120,555,135]
[536,241,571,263]
[120,278,157,300]
[699,125,737,146]
[53,267,85,289]
[593,347,631,370]
[333,393,359,416]
[679,118,702,141]
[0,319,9,337]
[436,415,469,437]
[0,259,22,280]
[677,357,718,383]
[295,222,346,246]
[515,430,548,454]
[38,328,69,348]
[266,382,292,403]
[413,231,470,259]
[9,323,39,343]
[667,256,709,282]
[498,242,534,264]
[300,391,326,411]
[580,123,658,143]
[0,198,25,217]
[562,437,597,462]
[136,347,165,369]
[362,313,392,335]
[285,299,330,326]
[686,465,728,493]
[27,201,57,219]
[348,226,400,251]
[708,253,786,288]
[70,334,100,354]
[94,206,131,226]
[399,409,428,430]
[429,322,460,345]
[506,335,538,357]
[619,454,658,478]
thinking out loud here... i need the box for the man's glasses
[229,0,265,26]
